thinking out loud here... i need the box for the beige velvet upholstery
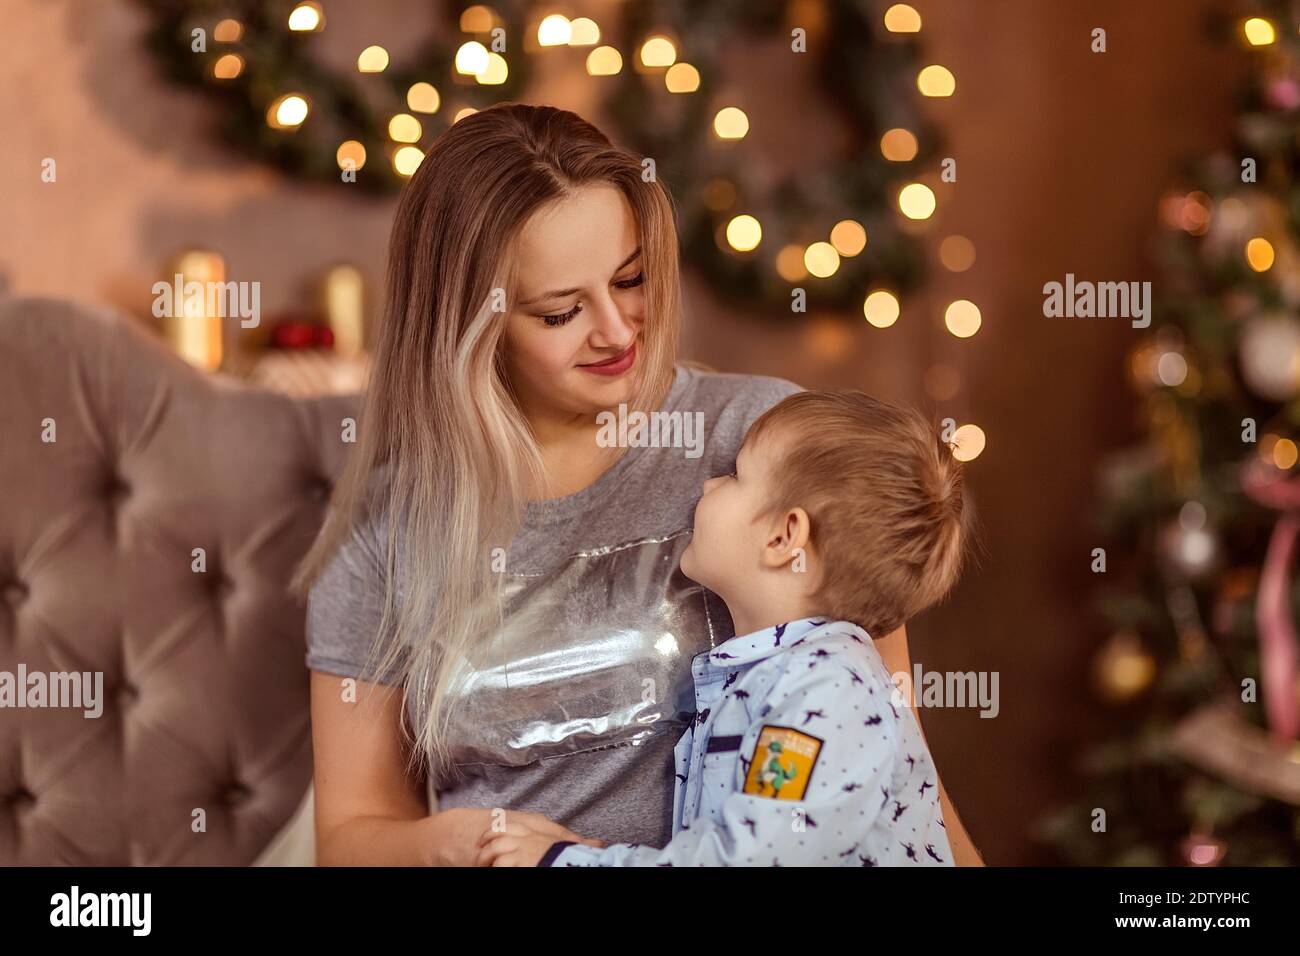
[0,297,358,864]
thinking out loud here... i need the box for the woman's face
[503,184,647,422]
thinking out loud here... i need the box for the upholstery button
[105,474,131,504]
[221,782,251,806]
[9,786,34,811]
[2,579,27,607]
[117,682,137,707]
[307,477,331,502]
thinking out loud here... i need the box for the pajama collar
[707,616,835,668]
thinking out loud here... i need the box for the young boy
[479,390,969,866]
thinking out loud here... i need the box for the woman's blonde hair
[293,103,681,781]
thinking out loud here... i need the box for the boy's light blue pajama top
[540,617,954,867]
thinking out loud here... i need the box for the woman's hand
[424,808,499,866]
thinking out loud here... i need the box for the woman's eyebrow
[517,246,642,307]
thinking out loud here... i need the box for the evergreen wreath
[139,0,939,311]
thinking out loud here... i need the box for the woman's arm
[310,671,596,865]
[874,625,986,866]
[311,670,490,865]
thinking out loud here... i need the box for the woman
[295,103,981,866]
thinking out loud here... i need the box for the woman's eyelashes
[538,272,645,327]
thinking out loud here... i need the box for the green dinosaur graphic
[757,739,799,796]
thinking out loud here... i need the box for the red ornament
[271,321,315,349]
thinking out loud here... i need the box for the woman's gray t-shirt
[305,364,802,847]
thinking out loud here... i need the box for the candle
[324,264,365,358]
[162,250,226,371]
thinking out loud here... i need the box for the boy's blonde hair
[746,390,968,637]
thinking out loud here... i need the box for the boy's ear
[762,506,812,569]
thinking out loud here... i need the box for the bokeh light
[884,4,922,33]
[358,45,389,73]
[898,182,936,219]
[776,245,808,282]
[944,299,981,338]
[1246,237,1275,271]
[538,14,573,46]
[587,46,623,75]
[568,17,600,46]
[726,215,762,251]
[213,54,243,80]
[830,220,867,256]
[476,52,508,85]
[393,145,425,177]
[714,107,749,139]
[640,36,677,68]
[407,82,441,113]
[939,235,975,271]
[1243,17,1276,45]
[455,41,489,75]
[917,65,955,97]
[267,94,309,129]
[804,242,841,278]
[880,128,918,161]
[336,140,366,171]
[288,2,324,31]
[666,63,700,93]
[951,424,986,462]
[213,19,242,42]
[863,290,900,328]
[388,113,422,143]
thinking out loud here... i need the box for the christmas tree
[1039,5,1300,866]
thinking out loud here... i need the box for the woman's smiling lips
[578,341,637,377]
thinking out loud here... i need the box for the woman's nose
[587,291,638,347]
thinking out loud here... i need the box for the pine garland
[138,0,935,310]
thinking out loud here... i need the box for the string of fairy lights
[154,0,987,462]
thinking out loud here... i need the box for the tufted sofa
[0,297,358,865]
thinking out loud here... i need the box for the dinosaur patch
[742,725,823,800]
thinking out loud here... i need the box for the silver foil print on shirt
[416,530,718,773]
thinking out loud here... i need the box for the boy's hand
[474,814,605,867]
[478,826,559,867]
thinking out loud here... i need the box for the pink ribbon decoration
[1241,463,1300,743]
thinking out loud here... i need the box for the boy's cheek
[680,535,716,587]
[680,538,700,580]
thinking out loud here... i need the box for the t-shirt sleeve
[738,373,805,428]
[706,372,805,476]
[304,508,408,685]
